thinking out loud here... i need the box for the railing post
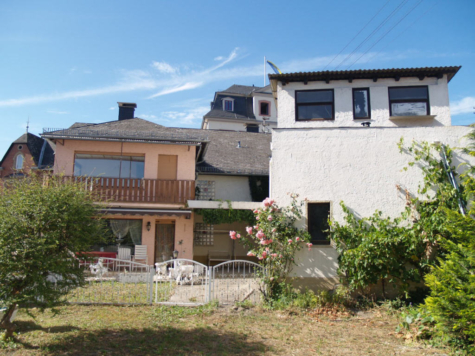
[148,267,154,304]
[208,266,213,303]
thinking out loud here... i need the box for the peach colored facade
[54,140,196,181]
[54,139,196,264]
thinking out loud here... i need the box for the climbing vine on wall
[195,201,255,225]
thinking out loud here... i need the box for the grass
[65,281,173,305]
[1,304,450,355]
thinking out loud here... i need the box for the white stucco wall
[197,174,252,201]
[276,75,451,129]
[252,93,278,122]
[270,125,473,279]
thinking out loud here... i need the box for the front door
[155,223,175,263]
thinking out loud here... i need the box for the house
[202,84,277,133]
[42,102,271,266]
[268,66,474,290]
[0,131,54,178]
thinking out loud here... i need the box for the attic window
[18,145,23,150]
[259,101,270,116]
[223,97,234,112]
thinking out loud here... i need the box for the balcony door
[155,222,175,263]
[157,155,177,180]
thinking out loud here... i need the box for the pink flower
[256,216,260,220]
[237,234,241,239]
[256,230,265,239]
[307,242,313,251]
[279,255,283,258]
[258,255,263,260]
[295,236,300,242]
[270,277,274,281]
[253,209,259,214]
[262,251,267,259]
[267,216,273,221]
[288,239,293,244]
[271,253,278,258]
[246,226,253,235]
[229,231,237,240]
[265,247,270,252]
[263,197,275,207]
[272,228,277,233]
[253,225,259,230]
[247,251,255,257]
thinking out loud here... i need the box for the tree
[231,195,312,300]
[0,176,106,340]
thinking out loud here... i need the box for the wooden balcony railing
[61,176,195,204]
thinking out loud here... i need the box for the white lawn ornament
[89,258,109,278]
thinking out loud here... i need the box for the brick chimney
[118,102,137,121]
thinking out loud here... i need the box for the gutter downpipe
[440,144,466,216]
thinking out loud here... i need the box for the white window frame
[222,97,234,112]
[15,153,24,170]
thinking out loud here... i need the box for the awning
[100,207,192,218]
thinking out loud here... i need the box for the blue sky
[0,0,474,156]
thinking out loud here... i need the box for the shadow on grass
[14,320,80,334]
[19,326,269,355]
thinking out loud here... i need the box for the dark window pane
[389,87,428,100]
[296,90,333,103]
[74,154,144,178]
[298,104,333,120]
[246,125,259,133]
[224,100,233,111]
[354,89,369,118]
[260,102,269,115]
[308,203,330,243]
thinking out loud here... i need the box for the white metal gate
[211,260,264,305]
[154,259,210,306]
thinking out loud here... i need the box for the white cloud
[451,96,475,116]
[47,110,69,115]
[109,106,115,110]
[148,82,203,99]
[214,56,224,61]
[159,106,209,126]
[0,48,426,108]
[151,61,179,74]
[138,114,157,119]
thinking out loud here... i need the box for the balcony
[62,176,195,204]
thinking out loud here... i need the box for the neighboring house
[191,129,271,265]
[0,131,55,178]
[268,66,475,290]
[202,84,277,133]
[41,102,270,266]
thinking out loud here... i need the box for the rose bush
[230,194,312,299]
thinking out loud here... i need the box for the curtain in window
[128,220,142,245]
[110,220,130,239]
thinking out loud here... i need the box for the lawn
[1,304,449,355]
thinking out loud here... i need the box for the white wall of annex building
[276,75,451,129]
[270,125,473,279]
[198,174,252,202]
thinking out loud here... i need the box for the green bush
[423,210,475,352]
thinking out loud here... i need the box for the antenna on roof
[26,117,30,133]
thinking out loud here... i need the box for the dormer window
[389,86,429,117]
[259,101,270,116]
[15,154,24,170]
[223,97,234,112]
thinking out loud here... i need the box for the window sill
[389,115,436,120]
[295,119,335,122]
